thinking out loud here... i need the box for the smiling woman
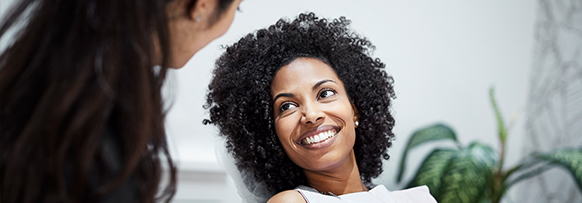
[204,12,437,202]
[271,58,360,178]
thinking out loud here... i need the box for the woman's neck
[303,150,368,195]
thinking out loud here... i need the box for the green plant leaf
[489,87,507,144]
[477,196,492,203]
[505,162,553,189]
[535,148,582,190]
[438,142,497,203]
[406,149,457,196]
[396,124,458,183]
[504,154,551,189]
[506,148,582,191]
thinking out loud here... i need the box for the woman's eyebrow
[273,93,294,102]
[273,80,335,101]
[313,79,336,90]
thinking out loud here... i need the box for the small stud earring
[355,121,359,127]
[194,16,200,22]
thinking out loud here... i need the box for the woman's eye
[279,102,297,112]
[319,89,336,98]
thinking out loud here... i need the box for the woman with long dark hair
[0,0,242,202]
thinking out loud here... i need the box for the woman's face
[166,0,242,68]
[271,57,358,172]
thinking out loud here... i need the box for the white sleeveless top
[295,185,437,203]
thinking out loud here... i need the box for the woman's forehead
[271,58,343,93]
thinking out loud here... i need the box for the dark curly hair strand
[204,12,396,197]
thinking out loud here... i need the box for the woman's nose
[300,102,324,125]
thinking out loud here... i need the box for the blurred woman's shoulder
[267,190,306,203]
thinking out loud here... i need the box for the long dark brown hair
[0,0,228,202]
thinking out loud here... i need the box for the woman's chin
[301,151,354,172]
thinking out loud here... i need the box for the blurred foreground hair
[0,0,177,202]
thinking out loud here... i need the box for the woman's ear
[188,0,213,21]
[167,0,206,21]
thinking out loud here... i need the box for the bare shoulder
[266,190,306,203]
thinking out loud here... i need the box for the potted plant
[396,88,582,203]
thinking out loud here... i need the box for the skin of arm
[267,190,307,203]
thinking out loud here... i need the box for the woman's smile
[297,126,340,149]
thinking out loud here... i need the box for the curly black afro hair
[204,12,396,196]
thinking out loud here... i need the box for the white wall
[166,0,536,202]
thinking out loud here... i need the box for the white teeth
[302,130,337,145]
